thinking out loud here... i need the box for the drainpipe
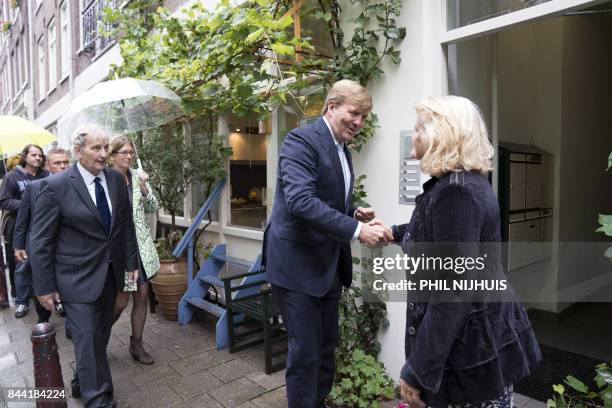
[68,0,75,100]
[27,0,36,120]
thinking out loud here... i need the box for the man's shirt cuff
[351,221,362,242]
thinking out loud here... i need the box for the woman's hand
[399,379,426,408]
[137,169,150,196]
[127,270,139,285]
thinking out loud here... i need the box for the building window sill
[60,74,69,84]
[157,214,264,241]
[47,86,57,97]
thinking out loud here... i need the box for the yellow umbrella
[0,115,57,154]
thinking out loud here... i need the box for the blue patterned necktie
[94,176,111,233]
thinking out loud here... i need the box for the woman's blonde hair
[416,95,494,177]
[107,135,134,166]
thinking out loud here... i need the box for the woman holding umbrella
[108,135,160,365]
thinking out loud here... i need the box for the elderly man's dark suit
[263,117,358,407]
[30,165,138,408]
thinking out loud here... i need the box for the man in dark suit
[30,125,139,408]
[13,148,70,323]
[263,79,392,407]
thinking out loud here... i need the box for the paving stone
[514,392,531,408]
[236,402,259,408]
[108,358,145,381]
[166,370,222,399]
[123,384,180,408]
[208,358,258,383]
[247,369,286,391]
[169,350,233,376]
[169,336,217,358]
[207,378,266,407]
[0,352,18,370]
[129,362,181,390]
[250,386,288,408]
[66,396,84,408]
[177,392,225,408]
[0,333,10,346]
[145,346,182,365]
[14,347,33,364]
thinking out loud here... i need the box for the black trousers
[272,274,342,408]
[3,216,16,298]
[63,268,117,408]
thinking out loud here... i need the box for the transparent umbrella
[57,77,183,139]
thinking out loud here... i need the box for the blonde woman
[108,135,160,365]
[388,96,541,407]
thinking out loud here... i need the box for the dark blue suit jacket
[29,165,138,303]
[263,118,359,297]
[13,178,46,251]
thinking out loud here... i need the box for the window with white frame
[0,64,8,110]
[13,42,21,91]
[2,64,9,102]
[10,49,17,97]
[48,20,57,89]
[60,2,70,78]
[18,38,27,89]
[37,36,46,100]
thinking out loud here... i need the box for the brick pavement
[0,302,293,408]
[0,301,549,408]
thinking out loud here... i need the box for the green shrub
[327,349,395,408]
[547,362,612,408]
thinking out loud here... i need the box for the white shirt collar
[322,116,342,147]
[76,161,105,185]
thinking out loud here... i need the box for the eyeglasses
[116,150,135,157]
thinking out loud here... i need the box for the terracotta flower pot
[150,258,188,321]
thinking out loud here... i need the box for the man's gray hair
[47,148,69,157]
[72,124,109,147]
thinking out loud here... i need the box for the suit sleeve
[279,131,358,242]
[29,182,60,296]
[0,173,22,212]
[121,181,139,271]
[12,185,32,250]
[400,184,482,393]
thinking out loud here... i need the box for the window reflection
[228,112,268,230]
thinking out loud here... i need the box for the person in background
[108,135,160,365]
[0,145,49,318]
[13,148,71,323]
[387,96,541,408]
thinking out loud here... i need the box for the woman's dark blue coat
[392,170,541,406]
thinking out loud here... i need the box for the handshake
[355,207,394,247]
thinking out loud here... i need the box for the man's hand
[358,221,393,246]
[127,270,139,285]
[37,292,61,312]
[399,379,426,408]
[14,249,27,263]
[355,207,375,223]
[368,219,394,242]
